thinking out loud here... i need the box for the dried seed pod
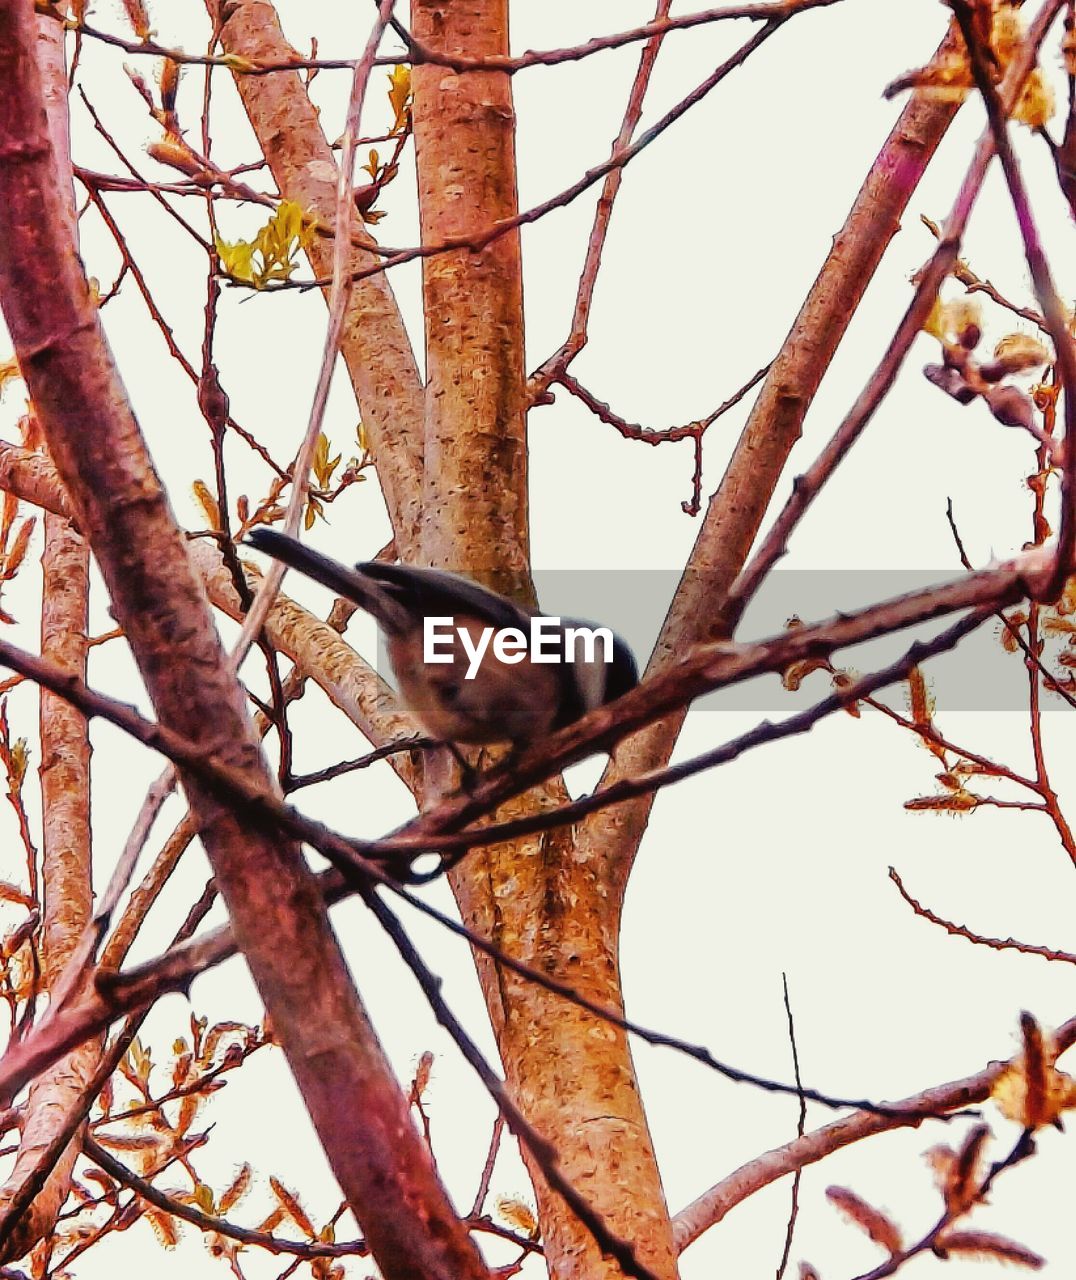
[147,137,204,179]
[826,1186,903,1255]
[992,334,1051,375]
[984,384,1035,430]
[957,321,982,350]
[924,363,976,404]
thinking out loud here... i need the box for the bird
[246,528,638,747]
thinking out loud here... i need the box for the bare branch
[672,1017,1076,1252]
[888,867,1076,965]
[949,0,1076,597]
[0,4,488,1273]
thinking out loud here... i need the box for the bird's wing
[356,561,536,633]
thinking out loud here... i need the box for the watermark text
[424,617,614,680]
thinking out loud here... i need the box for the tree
[0,0,1073,1277]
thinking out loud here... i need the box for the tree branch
[0,4,488,1275]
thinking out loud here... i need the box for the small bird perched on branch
[247,528,638,747]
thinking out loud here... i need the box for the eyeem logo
[424,617,615,680]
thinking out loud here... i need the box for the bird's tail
[246,528,405,630]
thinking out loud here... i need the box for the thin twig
[889,867,1076,965]
[849,1129,1037,1280]
[775,973,805,1280]
[286,737,432,791]
[721,0,1066,631]
[231,0,397,664]
[672,1020,1076,1251]
[557,365,769,514]
[288,20,783,294]
[469,1115,504,1219]
[950,0,1076,597]
[51,0,839,76]
[529,0,674,395]
[920,214,1046,330]
[83,1134,371,1260]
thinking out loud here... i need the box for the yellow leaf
[145,1207,180,1248]
[193,1182,216,1215]
[119,0,151,41]
[938,297,981,347]
[388,64,411,132]
[907,666,934,726]
[905,789,979,812]
[303,496,324,530]
[1014,70,1055,130]
[412,1050,434,1099]
[0,880,35,909]
[269,1177,314,1237]
[990,4,1024,66]
[160,57,180,101]
[923,296,946,341]
[311,432,340,487]
[214,234,256,285]
[215,201,313,288]
[938,1230,1044,1269]
[992,1034,1076,1129]
[781,655,829,691]
[222,53,258,74]
[147,136,201,177]
[0,357,21,396]
[8,738,29,791]
[3,516,35,579]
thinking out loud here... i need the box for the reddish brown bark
[409,4,676,1277]
[214,0,426,550]
[0,16,99,1259]
[0,6,487,1276]
[411,0,529,584]
[584,31,966,901]
[0,513,100,1263]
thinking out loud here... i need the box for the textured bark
[586,34,964,901]
[191,539,422,782]
[214,0,425,551]
[0,466,422,770]
[452,820,679,1280]
[412,0,529,586]
[0,18,99,1260]
[0,516,100,1264]
[411,4,676,1276]
[426,38,960,1267]
[0,444,72,523]
[0,7,487,1277]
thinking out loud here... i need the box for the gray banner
[370,569,1060,713]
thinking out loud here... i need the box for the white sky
[3,1,1076,1277]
